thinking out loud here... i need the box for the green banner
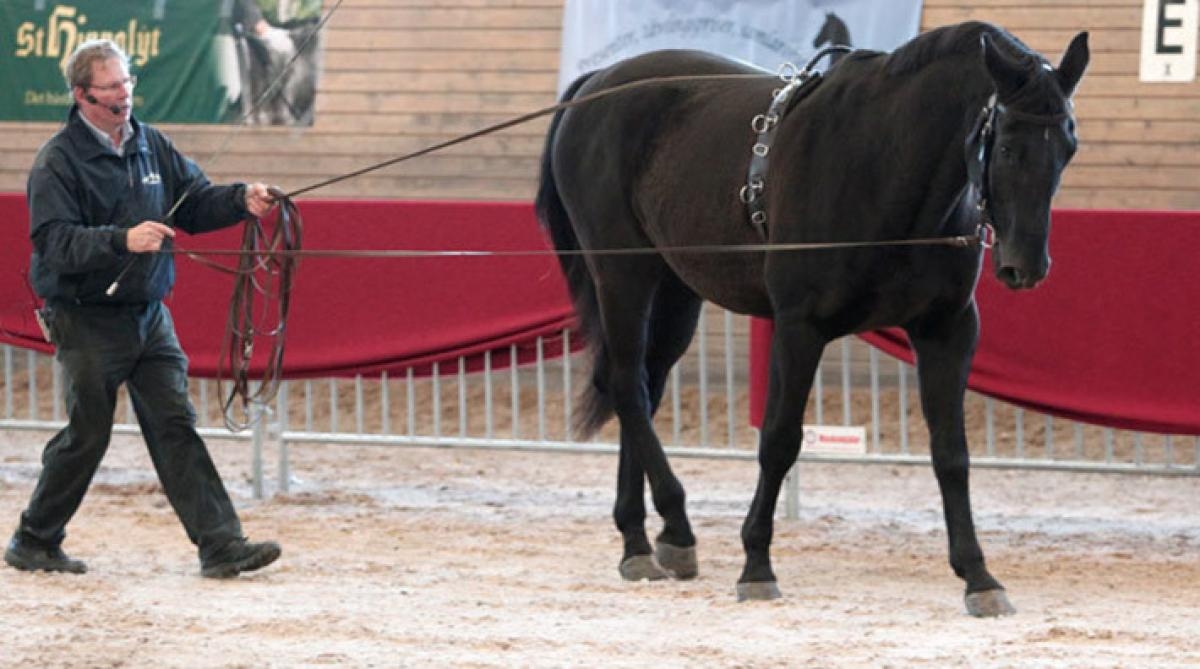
[1,1,321,124]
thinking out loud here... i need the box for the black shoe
[4,536,87,574]
[201,539,281,579]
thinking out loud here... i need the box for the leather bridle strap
[967,93,1074,232]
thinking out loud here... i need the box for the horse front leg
[737,317,825,601]
[907,302,1015,617]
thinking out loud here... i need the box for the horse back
[553,51,778,315]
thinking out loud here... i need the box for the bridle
[966,92,1075,242]
[737,47,1077,252]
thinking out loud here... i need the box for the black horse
[813,12,852,64]
[536,21,1088,617]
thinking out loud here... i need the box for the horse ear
[1056,31,1090,97]
[981,33,1025,98]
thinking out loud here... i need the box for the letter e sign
[1140,0,1198,81]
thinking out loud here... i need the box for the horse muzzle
[995,265,1044,290]
[993,243,1050,290]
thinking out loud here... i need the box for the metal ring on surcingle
[751,113,778,133]
[777,62,799,82]
[739,178,764,203]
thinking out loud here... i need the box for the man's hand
[245,183,276,218]
[127,221,175,253]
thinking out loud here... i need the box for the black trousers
[16,301,243,562]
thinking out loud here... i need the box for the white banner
[1140,0,1198,82]
[557,0,924,94]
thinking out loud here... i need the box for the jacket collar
[65,105,149,160]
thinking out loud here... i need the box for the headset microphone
[84,93,122,115]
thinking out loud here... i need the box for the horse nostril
[997,266,1025,288]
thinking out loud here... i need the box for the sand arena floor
[0,426,1198,668]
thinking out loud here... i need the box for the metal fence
[3,306,1198,516]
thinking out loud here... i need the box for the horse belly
[661,252,772,316]
[766,248,982,335]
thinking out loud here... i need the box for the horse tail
[536,70,596,283]
[535,70,612,439]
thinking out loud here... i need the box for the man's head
[65,39,135,130]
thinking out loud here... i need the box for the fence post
[276,381,290,494]
[251,400,266,500]
[784,463,800,519]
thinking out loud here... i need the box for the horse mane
[883,21,1069,113]
[885,22,1039,77]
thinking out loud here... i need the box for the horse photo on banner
[557,0,924,95]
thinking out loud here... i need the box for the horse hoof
[965,589,1016,618]
[736,581,782,602]
[619,555,670,581]
[655,542,698,580]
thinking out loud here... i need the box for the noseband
[967,93,1074,234]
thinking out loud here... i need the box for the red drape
[0,195,577,378]
[5,194,1198,433]
[749,209,1200,436]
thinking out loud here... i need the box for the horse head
[813,13,850,49]
[974,30,1089,290]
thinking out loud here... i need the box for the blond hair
[64,39,129,91]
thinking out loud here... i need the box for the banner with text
[558,0,924,94]
[0,1,322,125]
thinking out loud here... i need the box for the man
[4,39,282,579]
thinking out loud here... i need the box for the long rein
[194,68,988,430]
[179,69,988,268]
[144,10,985,426]
[191,65,989,430]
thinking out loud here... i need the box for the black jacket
[28,106,248,305]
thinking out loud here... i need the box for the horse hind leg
[591,260,696,583]
[613,439,670,582]
[643,273,703,580]
[594,271,703,580]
